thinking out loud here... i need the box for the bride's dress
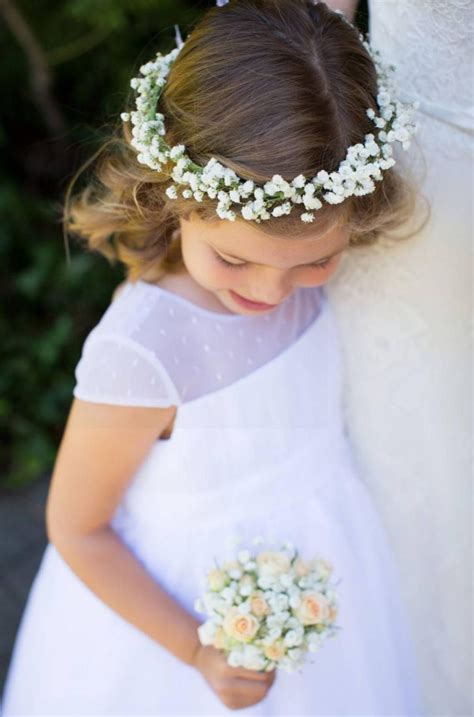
[325,1,473,715]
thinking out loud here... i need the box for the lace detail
[325,3,473,713]
[370,0,474,159]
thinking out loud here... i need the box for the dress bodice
[107,287,358,620]
[73,280,323,407]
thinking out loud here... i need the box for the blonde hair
[64,0,420,285]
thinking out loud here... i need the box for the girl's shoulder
[73,279,324,408]
[72,281,185,409]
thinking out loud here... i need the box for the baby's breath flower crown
[120,14,418,223]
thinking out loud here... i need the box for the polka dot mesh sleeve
[73,334,181,408]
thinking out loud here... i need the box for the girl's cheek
[297,260,341,287]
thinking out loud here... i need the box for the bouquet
[194,536,341,673]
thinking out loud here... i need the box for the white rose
[256,550,292,577]
[207,568,228,592]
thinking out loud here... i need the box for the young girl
[1,1,424,714]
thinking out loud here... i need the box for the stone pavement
[0,474,50,697]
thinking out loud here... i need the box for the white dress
[1,281,424,715]
[325,2,473,714]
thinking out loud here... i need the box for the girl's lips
[229,289,278,311]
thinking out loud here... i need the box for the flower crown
[120,4,418,223]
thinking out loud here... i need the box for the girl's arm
[45,398,201,668]
[323,0,359,22]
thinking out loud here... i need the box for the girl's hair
[64,0,419,284]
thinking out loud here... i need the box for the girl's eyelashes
[214,250,333,271]
[214,252,246,269]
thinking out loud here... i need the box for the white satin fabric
[325,1,473,714]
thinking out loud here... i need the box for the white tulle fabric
[0,287,424,715]
[325,2,473,715]
[73,280,322,406]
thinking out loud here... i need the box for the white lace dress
[1,281,423,715]
[325,2,473,714]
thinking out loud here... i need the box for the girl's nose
[247,267,293,305]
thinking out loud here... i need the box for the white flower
[315,170,330,184]
[237,549,251,564]
[242,204,257,221]
[264,181,280,195]
[267,626,283,641]
[165,186,178,199]
[169,144,185,159]
[227,649,243,668]
[241,645,267,671]
[283,628,304,647]
[197,620,217,646]
[303,195,323,211]
[287,647,304,662]
[244,560,257,571]
[123,40,417,224]
[194,597,205,613]
[279,573,294,588]
[289,593,302,609]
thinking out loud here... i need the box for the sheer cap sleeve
[73,333,181,408]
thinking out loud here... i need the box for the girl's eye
[214,252,246,269]
[310,258,332,270]
[214,251,333,270]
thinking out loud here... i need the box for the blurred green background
[0,0,368,492]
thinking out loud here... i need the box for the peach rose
[293,558,312,578]
[249,591,272,617]
[256,550,291,577]
[293,591,330,625]
[223,607,260,642]
[263,640,286,661]
[327,604,338,623]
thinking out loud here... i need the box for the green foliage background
[1,0,368,491]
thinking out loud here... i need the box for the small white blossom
[165,186,178,199]
[123,38,417,225]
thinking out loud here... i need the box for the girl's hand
[192,643,277,710]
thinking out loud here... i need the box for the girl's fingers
[232,666,276,682]
[227,675,271,697]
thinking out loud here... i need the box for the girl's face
[178,212,349,316]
